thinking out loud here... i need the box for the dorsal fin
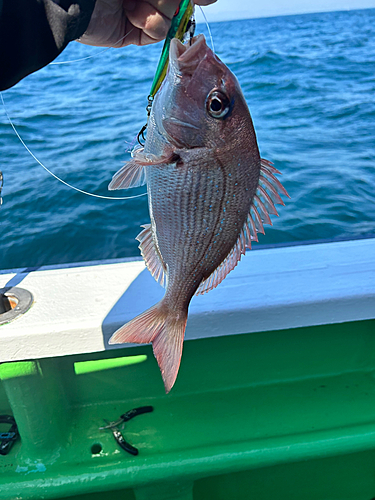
[260,158,290,198]
[195,158,289,296]
[136,224,167,287]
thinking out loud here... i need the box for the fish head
[152,34,252,150]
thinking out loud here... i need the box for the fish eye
[206,90,231,119]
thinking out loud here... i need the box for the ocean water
[1,8,375,271]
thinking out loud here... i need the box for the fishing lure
[138,0,195,144]
[150,0,195,97]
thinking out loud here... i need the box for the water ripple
[1,9,375,269]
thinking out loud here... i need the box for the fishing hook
[137,95,154,146]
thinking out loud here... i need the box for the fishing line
[0,28,146,200]
[0,93,147,200]
[199,6,215,53]
[49,46,112,65]
[50,29,134,65]
[1,6,213,201]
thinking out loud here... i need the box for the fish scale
[150,162,226,277]
[108,35,289,392]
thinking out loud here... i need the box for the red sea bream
[108,34,289,392]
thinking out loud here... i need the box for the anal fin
[195,227,247,296]
[137,224,167,287]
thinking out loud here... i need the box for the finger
[116,22,162,46]
[124,1,174,41]
[141,0,181,21]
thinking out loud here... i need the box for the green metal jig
[137,0,195,145]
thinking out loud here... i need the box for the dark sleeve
[0,0,96,91]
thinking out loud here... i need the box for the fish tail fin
[108,301,187,393]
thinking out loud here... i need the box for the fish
[108,34,289,393]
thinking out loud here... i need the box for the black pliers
[100,406,153,456]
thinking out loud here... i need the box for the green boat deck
[1,319,375,500]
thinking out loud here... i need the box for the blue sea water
[1,8,375,271]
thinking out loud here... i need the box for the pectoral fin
[109,159,147,190]
[109,150,181,191]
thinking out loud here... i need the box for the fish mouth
[169,34,208,75]
[166,117,201,130]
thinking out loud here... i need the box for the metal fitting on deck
[0,287,34,325]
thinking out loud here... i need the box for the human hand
[78,0,216,47]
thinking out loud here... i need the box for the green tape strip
[0,361,40,380]
[74,355,147,375]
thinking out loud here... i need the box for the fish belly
[146,154,255,304]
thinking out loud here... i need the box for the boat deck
[0,238,374,499]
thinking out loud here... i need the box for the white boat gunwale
[0,237,374,363]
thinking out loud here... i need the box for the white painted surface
[0,238,374,362]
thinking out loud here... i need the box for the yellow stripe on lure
[149,0,194,99]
